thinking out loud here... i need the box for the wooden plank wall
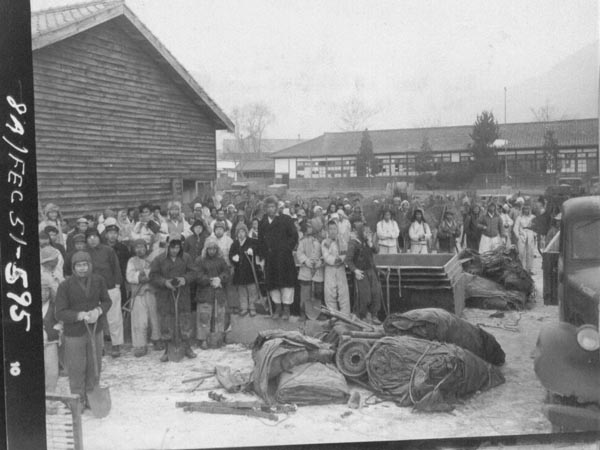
[33,20,217,219]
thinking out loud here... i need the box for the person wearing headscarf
[40,232,65,285]
[376,209,400,254]
[257,196,299,320]
[97,209,116,235]
[345,217,382,324]
[499,204,514,247]
[126,239,162,357]
[39,203,65,247]
[296,218,324,320]
[41,271,61,393]
[55,251,112,410]
[335,209,352,253]
[477,203,504,254]
[408,209,432,254]
[437,210,461,253]
[149,237,197,361]
[229,223,260,317]
[184,219,210,263]
[513,204,536,274]
[66,217,90,252]
[85,228,124,358]
[164,201,192,240]
[322,219,351,315]
[116,209,133,244]
[44,225,67,261]
[194,236,230,349]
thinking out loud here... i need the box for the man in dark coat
[55,251,112,410]
[345,217,382,325]
[85,228,123,358]
[257,196,298,320]
[149,237,197,361]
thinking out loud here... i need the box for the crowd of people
[38,191,546,409]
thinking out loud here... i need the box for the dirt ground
[48,256,596,450]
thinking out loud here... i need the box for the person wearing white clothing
[513,204,536,274]
[376,210,400,254]
[408,209,431,254]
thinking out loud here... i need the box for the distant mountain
[442,41,598,124]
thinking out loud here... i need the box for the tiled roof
[30,0,233,131]
[271,118,598,159]
[236,159,275,172]
[31,1,120,40]
[223,138,305,154]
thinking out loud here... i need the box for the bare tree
[530,100,570,122]
[338,96,380,131]
[242,102,275,156]
[225,103,276,176]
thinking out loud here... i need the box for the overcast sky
[32,0,598,141]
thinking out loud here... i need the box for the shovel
[167,288,185,362]
[245,252,270,315]
[85,321,111,418]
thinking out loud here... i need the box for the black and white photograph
[1,0,599,449]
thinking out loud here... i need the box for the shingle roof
[31,0,233,131]
[223,138,305,155]
[236,159,275,172]
[271,118,598,159]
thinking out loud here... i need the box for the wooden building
[271,119,598,188]
[32,1,233,218]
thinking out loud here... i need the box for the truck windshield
[572,218,600,260]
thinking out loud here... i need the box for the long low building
[271,119,598,183]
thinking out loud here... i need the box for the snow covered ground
[49,256,594,449]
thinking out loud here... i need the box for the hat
[309,218,323,234]
[516,197,525,204]
[85,228,100,239]
[71,251,92,267]
[104,224,120,233]
[203,236,219,252]
[277,201,285,208]
[236,222,248,236]
[193,203,202,210]
[132,238,147,248]
[44,225,59,234]
[502,204,510,212]
[191,219,205,230]
[40,246,60,264]
[104,217,117,227]
[213,221,226,231]
[73,233,86,243]
[168,236,183,247]
[400,200,410,207]
[313,205,323,213]
[330,212,339,221]
[76,217,88,224]
[264,196,277,206]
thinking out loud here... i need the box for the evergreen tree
[541,128,560,173]
[468,111,500,172]
[415,136,436,173]
[356,129,382,177]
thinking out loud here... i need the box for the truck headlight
[576,325,600,352]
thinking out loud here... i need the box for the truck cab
[533,196,600,432]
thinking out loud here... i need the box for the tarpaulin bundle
[463,273,527,310]
[382,308,505,365]
[251,330,335,404]
[275,362,350,405]
[460,246,534,296]
[366,336,505,412]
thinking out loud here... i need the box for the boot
[159,343,169,362]
[111,345,121,358]
[282,305,290,321]
[184,341,197,359]
[152,340,165,351]
[272,303,282,318]
[134,346,147,358]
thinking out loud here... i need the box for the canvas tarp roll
[383,308,505,365]
[366,336,505,412]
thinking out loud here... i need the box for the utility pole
[504,87,508,180]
